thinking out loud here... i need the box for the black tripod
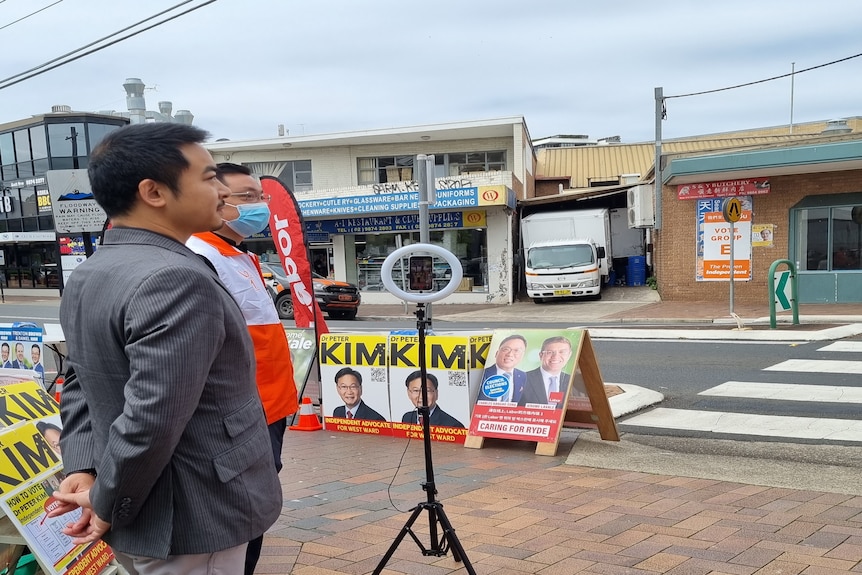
[373,303,476,575]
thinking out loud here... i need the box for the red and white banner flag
[261,176,329,334]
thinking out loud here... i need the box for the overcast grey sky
[1,0,860,144]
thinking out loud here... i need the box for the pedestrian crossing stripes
[764,359,862,374]
[699,381,862,403]
[621,408,862,441]
[620,339,862,442]
[818,341,862,353]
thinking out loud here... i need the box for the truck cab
[520,208,612,303]
[524,239,606,301]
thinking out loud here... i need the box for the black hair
[405,370,438,390]
[335,367,362,385]
[498,334,527,347]
[0,343,8,351]
[87,123,210,217]
[31,344,39,352]
[36,421,61,435]
[216,162,252,179]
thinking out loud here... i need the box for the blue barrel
[626,256,646,286]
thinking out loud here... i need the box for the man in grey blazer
[48,123,281,574]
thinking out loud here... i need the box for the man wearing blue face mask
[186,163,298,575]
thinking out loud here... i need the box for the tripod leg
[373,504,425,575]
[435,506,477,575]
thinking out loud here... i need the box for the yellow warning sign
[722,197,742,223]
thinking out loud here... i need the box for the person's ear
[138,179,170,208]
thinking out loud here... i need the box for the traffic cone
[53,376,64,403]
[289,397,322,431]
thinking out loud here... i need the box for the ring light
[381,244,463,303]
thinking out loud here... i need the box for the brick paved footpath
[255,429,862,575]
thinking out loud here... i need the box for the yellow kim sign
[0,421,61,494]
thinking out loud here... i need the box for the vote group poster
[696,196,753,282]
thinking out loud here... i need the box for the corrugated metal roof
[536,118,862,190]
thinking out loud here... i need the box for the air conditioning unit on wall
[627,185,655,228]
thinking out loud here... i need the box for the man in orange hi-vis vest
[187,162,298,575]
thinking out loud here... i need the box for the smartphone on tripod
[408,255,433,291]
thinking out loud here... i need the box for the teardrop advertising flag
[260,176,329,334]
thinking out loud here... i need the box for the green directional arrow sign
[774,270,792,311]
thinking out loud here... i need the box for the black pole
[373,302,475,575]
[69,128,94,259]
[416,303,439,548]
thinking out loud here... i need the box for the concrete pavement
[263,426,862,574]
[264,290,862,574]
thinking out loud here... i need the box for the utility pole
[654,87,663,230]
[415,155,435,322]
[67,126,93,258]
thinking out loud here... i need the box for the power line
[0,0,217,91]
[666,52,862,99]
[0,0,203,85]
[0,0,63,32]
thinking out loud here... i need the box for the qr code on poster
[447,371,467,387]
[369,367,387,383]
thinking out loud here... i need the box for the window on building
[245,160,313,193]
[357,156,414,185]
[358,151,506,184]
[277,160,313,193]
[444,152,505,176]
[87,123,121,151]
[29,127,48,160]
[16,162,34,178]
[13,130,31,162]
[22,217,38,232]
[794,199,862,271]
[19,188,38,217]
[0,133,14,164]
[47,123,86,157]
[354,228,487,292]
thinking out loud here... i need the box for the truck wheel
[532,297,545,304]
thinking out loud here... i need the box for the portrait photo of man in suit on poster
[519,336,575,409]
[331,367,386,421]
[476,334,527,405]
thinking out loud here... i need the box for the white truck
[521,208,612,302]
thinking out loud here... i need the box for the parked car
[259,261,361,320]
